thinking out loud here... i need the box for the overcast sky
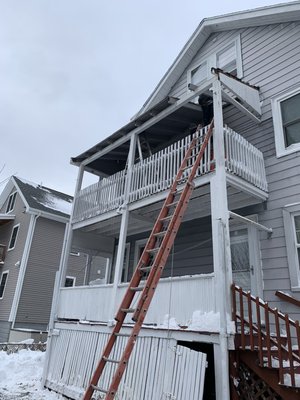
[0,0,295,195]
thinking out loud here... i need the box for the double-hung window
[283,204,300,289]
[6,192,17,213]
[8,224,19,251]
[0,271,8,299]
[187,35,243,91]
[272,87,300,157]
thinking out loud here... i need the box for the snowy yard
[0,349,63,399]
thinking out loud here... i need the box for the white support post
[210,78,232,400]
[42,164,85,386]
[109,133,137,322]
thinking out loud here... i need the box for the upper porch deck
[72,125,268,225]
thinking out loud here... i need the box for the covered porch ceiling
[72,70,261,177]
[0,214,15,226]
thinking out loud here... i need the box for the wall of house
[168,21,300,315]
[14,217,86,331]
[0,188,31,341]
[111,216,213,283]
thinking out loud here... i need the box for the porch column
[210,78,232,400]
[109,133,137,322]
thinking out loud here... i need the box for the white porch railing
[57,274,215,326]
[73,126,267,223]
[224,125,268,192]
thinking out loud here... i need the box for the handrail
[275,290,300,309]
[232,284,300,387]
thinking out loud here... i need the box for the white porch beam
[211,78,232,400]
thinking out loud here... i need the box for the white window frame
[120,243,130,283]
[134,238,148,267]
[6,191,17,213]
[187,35,243,91]
[8,224,20,251]
[283,203,300,290]
[65,276,76,287]
[272,86,300,158]
[0,270,9,299]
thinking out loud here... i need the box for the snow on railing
[73,126,268,223]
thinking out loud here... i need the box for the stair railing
[232,284,300,387]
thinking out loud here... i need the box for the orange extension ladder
[83,120,214,400]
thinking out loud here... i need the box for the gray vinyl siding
[15,217,87,329]
[14,217,65,329]
[116,216,213,282]
[0,190,31,320]
[166,21,300,317]
[0,320,11,342]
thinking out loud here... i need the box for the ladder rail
[83,120,214,400]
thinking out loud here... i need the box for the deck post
[210,77,232,400]
[108,133,137,322]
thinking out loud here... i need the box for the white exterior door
[230,221,262,297]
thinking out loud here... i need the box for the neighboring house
[43,2,300,399]
[0,176,89,343]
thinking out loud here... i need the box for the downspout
[9,213,39,328]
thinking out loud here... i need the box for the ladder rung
[103,356,120,364]
[181,164,192,171]
[146,247,160,253]
[160,215,173,222]
[153,230,168,237]
[130,286,144,292]
[167,201,178,208]
[91,385,108,393]
[121,308,136,313]
[139,265,153,272]
[114,332,131,337]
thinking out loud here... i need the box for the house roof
[0,176,73,220]
[71,1,300,167]
[13,177,73,219]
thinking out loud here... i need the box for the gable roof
[138,1,300,115]
[0,176,72,220]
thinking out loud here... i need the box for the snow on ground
[0,349,64,399]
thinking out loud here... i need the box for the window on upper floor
[272,87,300,157]
[8,224,19,251]
[283,203,300,290]
[0,270,8,299]
[187,35,243,91]
[6,192,17,213]
[0,245,6,264]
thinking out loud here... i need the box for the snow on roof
[14,176,73,219]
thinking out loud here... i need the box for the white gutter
[9,213,39,326]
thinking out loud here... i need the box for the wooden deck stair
[231,285,300,399]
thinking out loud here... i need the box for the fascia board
[27,207,69,224]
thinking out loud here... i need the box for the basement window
[272,87,300,157]
[283,203,300,290]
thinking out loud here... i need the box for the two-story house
[43,2,300,399]
[0,176,90,343]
